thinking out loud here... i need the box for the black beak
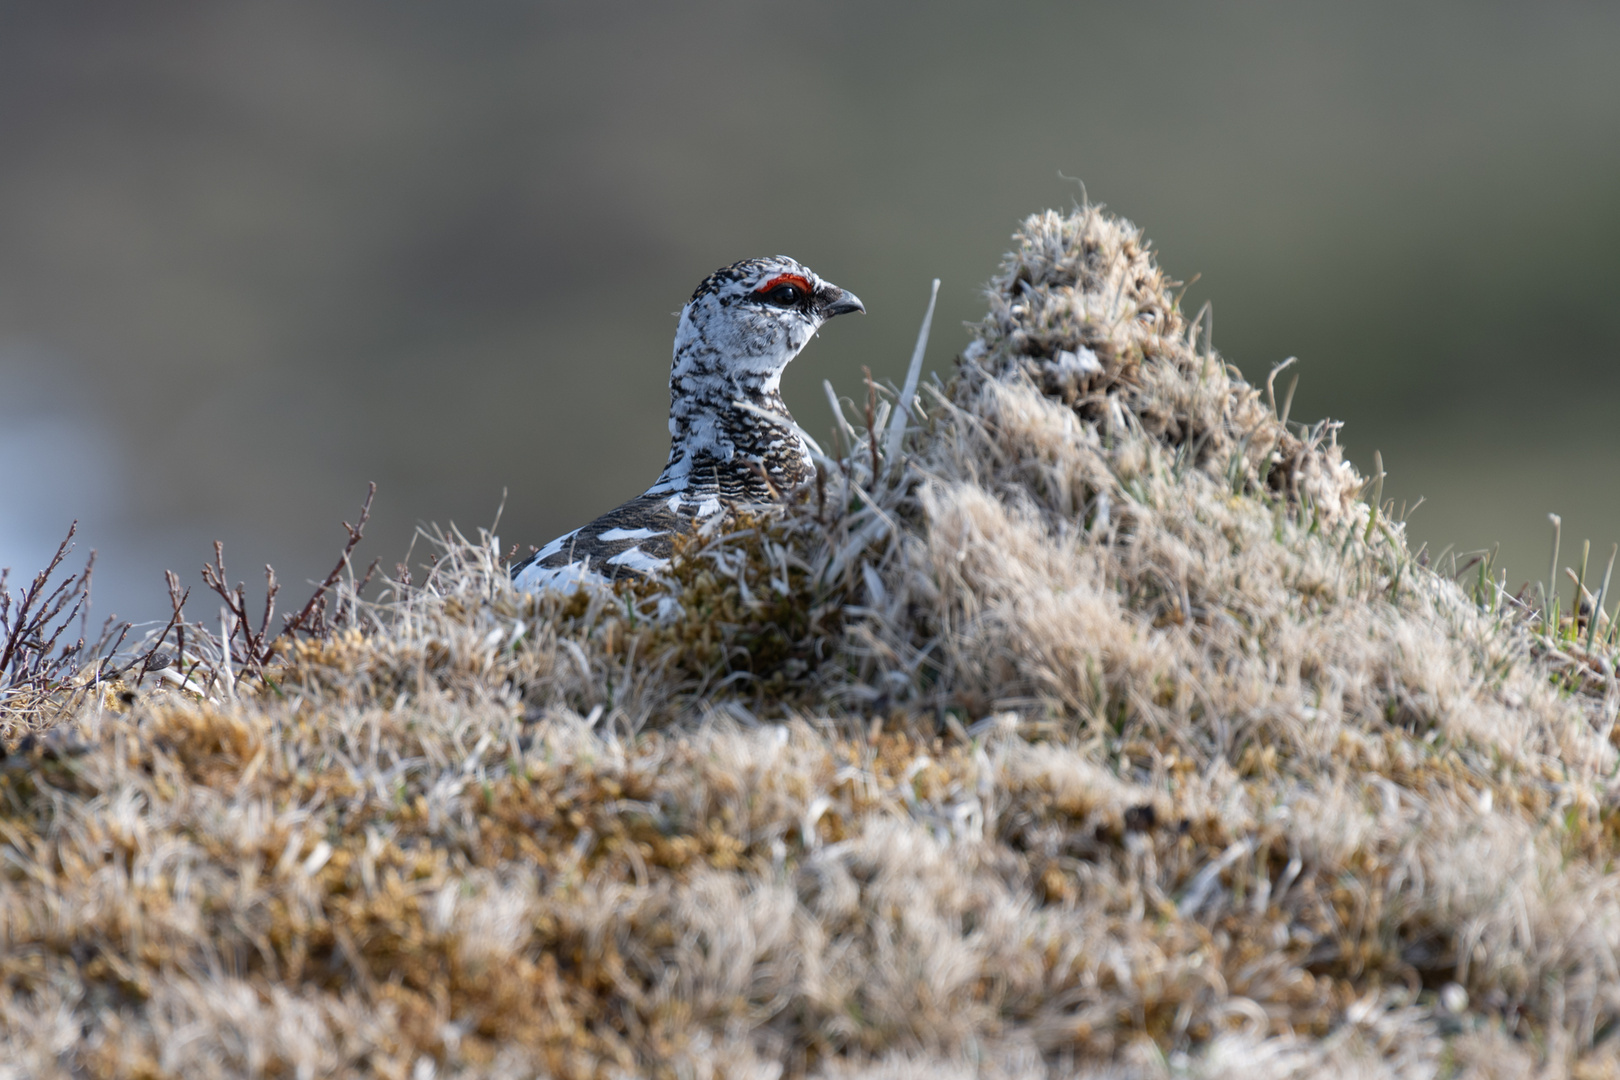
[818,287,865,319]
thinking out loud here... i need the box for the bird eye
[763,284,803,306]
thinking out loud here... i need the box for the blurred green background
[2,2,1617,626]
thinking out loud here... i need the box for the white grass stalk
[219,606,236,700]
[883,278,940,480]
[1588,543,1617,652]
[822,379,856,461]
[1546,513,1562,630]
[1265,356,1296,420]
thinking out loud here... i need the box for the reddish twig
[0,522,78,679]
[330,556,382,631]
[862,367,881,481]
[1,522,129,703]
[133,570,193,683]
[279,482,376,641]
[200,542,281,675]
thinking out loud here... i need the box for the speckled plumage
[512,257,863,592]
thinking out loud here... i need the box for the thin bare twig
[862,367,881,481]
[1,522,130,708]
[0,522,78,679]
[280,482,377,640]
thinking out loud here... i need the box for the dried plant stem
[1547,512,1562,629]
[279,481,376,640]
[882,277,939,479]
[1589,543,1617,652]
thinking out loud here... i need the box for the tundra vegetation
[4,204,1620,1078]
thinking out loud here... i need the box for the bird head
[671,256,864,390]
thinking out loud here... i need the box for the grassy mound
[5,204,1620,1078]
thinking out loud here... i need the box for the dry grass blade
[1589,543,1617,651]
[882,277,940,480]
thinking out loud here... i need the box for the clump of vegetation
[5,203,1620,1078]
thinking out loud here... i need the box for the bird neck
[647,341,813,503]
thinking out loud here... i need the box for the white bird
[512,256,863,592]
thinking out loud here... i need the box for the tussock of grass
[5,204,1620,1078]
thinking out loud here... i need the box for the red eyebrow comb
[755,273,813,294]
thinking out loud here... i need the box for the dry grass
[5,203,1620,1078]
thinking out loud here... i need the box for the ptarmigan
[512,256,864,592]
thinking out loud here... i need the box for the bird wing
[511,490,703,590]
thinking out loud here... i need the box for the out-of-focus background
[2,2,1618,627]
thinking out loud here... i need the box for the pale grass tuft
[4,202,1620,1077]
